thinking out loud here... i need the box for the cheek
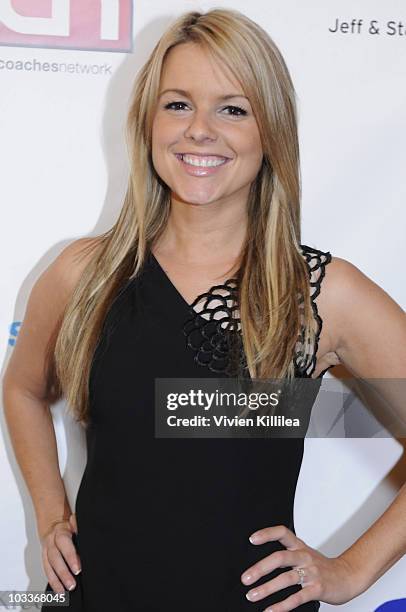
[247,133,263,168]
[238,138,263,169]
[227,123,262,160]
[152,114,179,143]
[244,128,262,156]
[151,118,172,167]
[152,117,165,148]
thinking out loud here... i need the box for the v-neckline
[149,250,238,311]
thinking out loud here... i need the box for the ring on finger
[294,567,306,586]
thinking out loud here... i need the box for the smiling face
[151,42,263,208]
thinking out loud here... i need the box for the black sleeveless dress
[43,244,333,611]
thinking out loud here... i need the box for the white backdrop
[1,1,405,610]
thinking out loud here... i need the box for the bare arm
[323,257,406,592]
[3,386,71,540]
[2,237,101,550]
[240,257,406,610]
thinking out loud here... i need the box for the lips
[174,153,231,160]
[174,151,232,176]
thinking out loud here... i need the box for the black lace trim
[182,278,248,376]
[182,245,332,379]
[294,245,332,378]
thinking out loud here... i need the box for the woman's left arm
[240,256,406,611]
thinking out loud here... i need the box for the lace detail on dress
[181,244,332,379]
[182,278,248,376]
[294,244,332,378]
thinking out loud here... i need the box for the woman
[3,8,406,612]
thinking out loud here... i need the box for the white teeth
[180,154,227,167]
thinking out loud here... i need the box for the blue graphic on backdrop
[8,321,21,346]
[375,599,406,611]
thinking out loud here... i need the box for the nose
[183,109,217,142]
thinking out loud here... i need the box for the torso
[47,242,328,611]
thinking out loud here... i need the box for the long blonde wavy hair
[49,8,316,427]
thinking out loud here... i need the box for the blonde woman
[4,8,406,612]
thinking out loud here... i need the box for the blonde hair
[51,8,315,427]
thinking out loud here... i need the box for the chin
[181,194,221,206]
[171,186,222,206]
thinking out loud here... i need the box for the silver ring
[295,567,305,586]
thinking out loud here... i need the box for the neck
[153,195,248,265]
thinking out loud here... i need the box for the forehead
[160,42,242,95]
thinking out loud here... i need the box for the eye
[222,105,248,117]
[163,101,189,111]
[163,101,248,117]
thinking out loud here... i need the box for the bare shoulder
[317,255,373,301]
[49,236,104,296]
[316,255,366,323]
[315,255,406,377]
[318,254,404,328]
[29,236,104,313]
[3,236,104,399]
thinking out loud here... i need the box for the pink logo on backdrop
[0,0,133,52]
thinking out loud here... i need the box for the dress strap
[294,244,333,378]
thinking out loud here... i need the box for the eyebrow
[158,88,249,101]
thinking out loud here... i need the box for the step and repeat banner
[1,1,405,610]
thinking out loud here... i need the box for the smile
[174,153,232,176]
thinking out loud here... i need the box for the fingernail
[242,573,253,584]
[246,590,259,601]
[249,534,260,543]
[67,582,76,591]
[73,567,81,575]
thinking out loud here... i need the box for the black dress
[43,244,333,611]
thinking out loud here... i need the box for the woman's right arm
[2,237,100,593]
